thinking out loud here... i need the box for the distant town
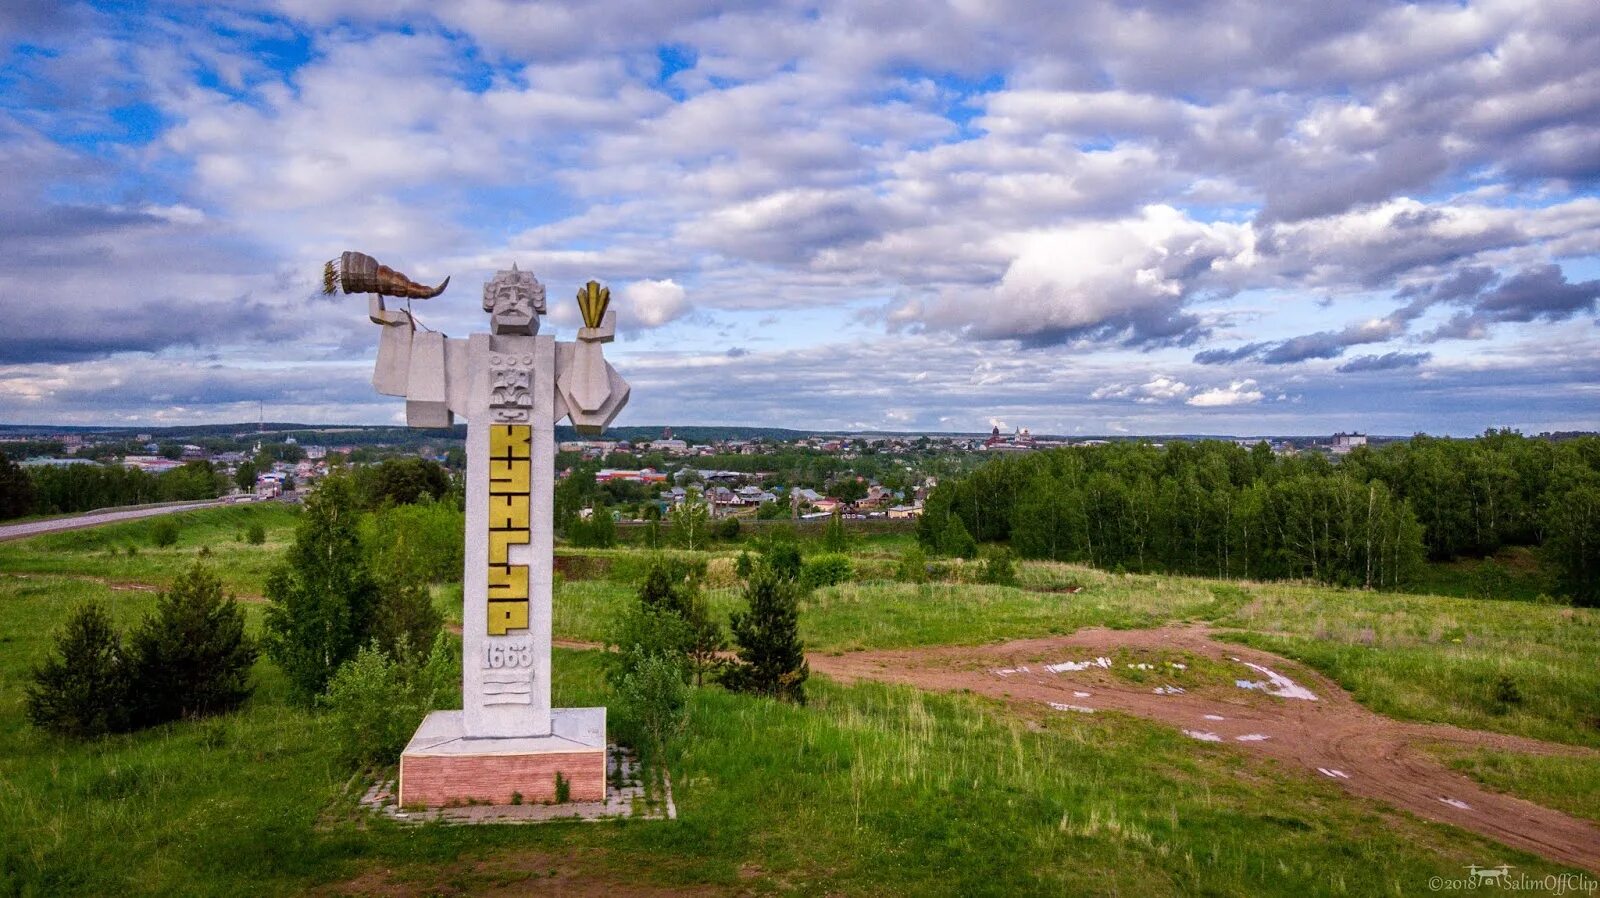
[7,421,1582,523]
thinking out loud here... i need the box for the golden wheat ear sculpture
[322,251,450,299]
[577,280,610,329]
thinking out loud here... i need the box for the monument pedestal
[398,708,607,807]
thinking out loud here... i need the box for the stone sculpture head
[482,265,546,335]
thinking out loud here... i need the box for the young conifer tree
[26,602,130,738]
[126,562,257,726]
[724,564,808,704]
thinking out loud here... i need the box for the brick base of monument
[399,708,606,807]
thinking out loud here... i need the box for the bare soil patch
[810,625,1600,873]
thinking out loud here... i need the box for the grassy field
[1425,745,1600,827]
[2,506,1597,895]
[0,504,301,596]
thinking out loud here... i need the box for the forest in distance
[918,431,1600,605]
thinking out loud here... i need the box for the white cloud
[1091,375,1192,404]
[1187,380,1266,408]
[620,278,689,328]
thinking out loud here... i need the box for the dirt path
[810,625,1600,874]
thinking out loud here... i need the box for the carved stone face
[481,267,546,336]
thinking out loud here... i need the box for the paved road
[0,499,232,542]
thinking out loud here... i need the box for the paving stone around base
[361,745,675,825]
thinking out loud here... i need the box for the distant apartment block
[1331,432,1367,455]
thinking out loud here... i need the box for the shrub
[800,553,853,590]
[607,603,692,689]
[615,653,690,761]
[26,603,130,738]
[636,555,703,617]
[354,456,451,509]
[895,546,929,583]
[979,547,1018,586]
[763,540,803,582]
[245,522,266,545]
[569,506,617,549]
[714,516,741,541]
[126,563,256,727]
[149,517,179,548]
[940,516,977,559]
[735,550,755,580]
[723,565,808,704]
[821,512,849,553]
[321,635,458,769]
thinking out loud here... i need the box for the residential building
[1331,432,1368,455]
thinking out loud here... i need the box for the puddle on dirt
[1236,733,1270,742]
[1235,662,1318,701]
[1317,768,1351,779]
[1153,685,1186,695]
[1183,729,1223,742]
[1440,797,1472,810]
[1045,657,1111,673]
[1048,702,1095,714]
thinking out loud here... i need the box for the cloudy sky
[1,1,1597,435]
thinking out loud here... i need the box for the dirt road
[0,499,231,542]
[811,625,1600,873]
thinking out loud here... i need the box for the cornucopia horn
[322,251,450,299]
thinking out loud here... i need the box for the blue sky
[0,0,1597,435]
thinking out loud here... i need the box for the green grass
[0,575,1580,895]
[0,505,300,596]
[1424,745,1600,827]
[1214,582,1600,747]
[4,505,1598,893]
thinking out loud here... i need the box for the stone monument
[329,252,628,805]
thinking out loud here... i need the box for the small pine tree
[245,522,266,545]
[724,565,808,703]
[940,515,977,560]
[26,603,130,738]
[126,563,257,727]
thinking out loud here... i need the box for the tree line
[918,433,1600,604]
[0,453,228,519]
